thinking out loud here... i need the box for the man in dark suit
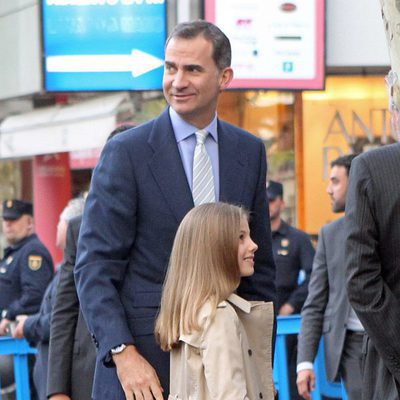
[346,144,400,400]
[47,125,133,400]
[297,155,363,400]
[47,215,97,400]
[75,20,276,400]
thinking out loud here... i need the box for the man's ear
[218,67,234,91]
[27,216,34,230]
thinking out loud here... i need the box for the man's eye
[165,65,175,72]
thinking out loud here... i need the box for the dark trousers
[360,335,399,400]
[135,334,170,400]
[339,331,363,400]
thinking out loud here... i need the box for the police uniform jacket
[170,294,274,400]
[0,234,54,320]
[272,220,315,312]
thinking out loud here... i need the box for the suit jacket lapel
[148,109,194,222]
[218,120,247,204]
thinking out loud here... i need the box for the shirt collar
[8,233,36,251]
[273,220,289,236]
[169,107,218,143]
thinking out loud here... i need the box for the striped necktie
[192,129,215,206]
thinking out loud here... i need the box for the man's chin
[332,205,345,213]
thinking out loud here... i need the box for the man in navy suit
[75,20,276,400]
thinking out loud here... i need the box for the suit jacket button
[248,349,252,356]
[259,392,263,398]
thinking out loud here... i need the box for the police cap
[266,181,283,200]
[2,200,33,220]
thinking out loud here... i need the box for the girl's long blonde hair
[155,202,249,351]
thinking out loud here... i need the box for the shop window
[218,91,297,226]
[302,75,392,233]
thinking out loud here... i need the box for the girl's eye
[239,234,244,240]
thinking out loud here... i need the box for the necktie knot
[195,129,208,145]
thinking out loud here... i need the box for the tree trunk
[380,0,400,134]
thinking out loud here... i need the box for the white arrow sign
[46,50,164,78]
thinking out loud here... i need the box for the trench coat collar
[226,293,252,313]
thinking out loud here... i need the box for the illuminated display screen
[42,0,167,91]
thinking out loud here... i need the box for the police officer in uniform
[0,200,54,335]
[267,181,314,399]
[268,182,314,314]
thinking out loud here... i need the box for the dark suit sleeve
[287,234,315,312]
[345,156,400,382]
[237,141,276,303]
[297,228,329,364]
[47,218,80,397]
[74,139,137,363]
[24,274,59,345]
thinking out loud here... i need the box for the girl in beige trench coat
[155,203,275,400]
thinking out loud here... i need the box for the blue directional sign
[41,0,166,91]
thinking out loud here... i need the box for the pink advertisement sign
[205,0,325,90]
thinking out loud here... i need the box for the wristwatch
[110,343,128,355]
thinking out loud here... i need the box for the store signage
[41,0,166,91]
[205,0,325,90]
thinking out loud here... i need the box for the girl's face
[237,218,258,277]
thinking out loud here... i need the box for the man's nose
[326,184,332,194]
[172,70,188,89]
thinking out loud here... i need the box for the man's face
[163,35,233,128]
[268,197,284,221]
[2,215,33,245]
[326,165,348,213]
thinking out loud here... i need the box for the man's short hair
[107,124,135,142]
[60,198,85,223]
[166,20,231,70]
[331,154,358,176]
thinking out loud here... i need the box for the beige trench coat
[169,293,274,400]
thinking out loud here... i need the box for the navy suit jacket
[75,108,276,399]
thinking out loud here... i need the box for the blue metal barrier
[0,337,37,400]
[274,315,348,400]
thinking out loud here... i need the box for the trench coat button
[259,392,263,398]
[248,349,253,356]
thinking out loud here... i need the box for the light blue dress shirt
[169,107,220,201]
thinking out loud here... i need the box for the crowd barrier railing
[0,337,36,400]
[274,314,348,400]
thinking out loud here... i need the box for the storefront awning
[0,93,133,159]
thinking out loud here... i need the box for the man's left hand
[279,303,295,316]
[12,315,28,339]
[0,318,11,336]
